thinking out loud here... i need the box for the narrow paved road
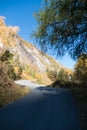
[0,86,80,130]
[15,80,45,89]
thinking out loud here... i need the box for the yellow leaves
[21,72,33,80]
[14,66,19,74]
[0,16,20,46]
[0,26,19,37]
[66,69,73,75]
[74,54,87,84]
[35,73,42,80]
[8,26,20,35]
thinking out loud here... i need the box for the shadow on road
[0,87,80,130]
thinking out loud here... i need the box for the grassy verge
[0,85,30,107]
[50,80,87,130]
[0,63,30,107]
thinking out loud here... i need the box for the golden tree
[74,54,87,86]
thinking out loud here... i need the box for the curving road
[15,80,45,89]
[0,82,80,130]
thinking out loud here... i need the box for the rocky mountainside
[0,16,71,84]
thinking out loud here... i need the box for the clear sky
[0,0,76,69]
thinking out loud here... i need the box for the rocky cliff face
[0,16,70,84]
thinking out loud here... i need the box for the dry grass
[0,64,30,107]
[0,84,30,107]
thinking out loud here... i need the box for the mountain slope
[0,16,71,84]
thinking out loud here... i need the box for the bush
[73,54,87,87]
[47,68,69,82]
[47,69,58,81]
[0,50,23,80]
[0,50,13,63]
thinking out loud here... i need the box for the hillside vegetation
[0,15,87,129]
[0,16,72,107]
[0,16,71,85]
[0,64,30,107]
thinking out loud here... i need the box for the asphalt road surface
[0,87,80,130]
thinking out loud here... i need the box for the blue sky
[0,0,76,69]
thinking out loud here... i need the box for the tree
[74,54,87,86]
[0,50,22,80]
[0,50,14,63]
[47,69,58,81]
[58,68,69,81]
[47,68,69,81]
[33,0,87,59]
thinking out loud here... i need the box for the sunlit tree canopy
[74,54,87,85]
